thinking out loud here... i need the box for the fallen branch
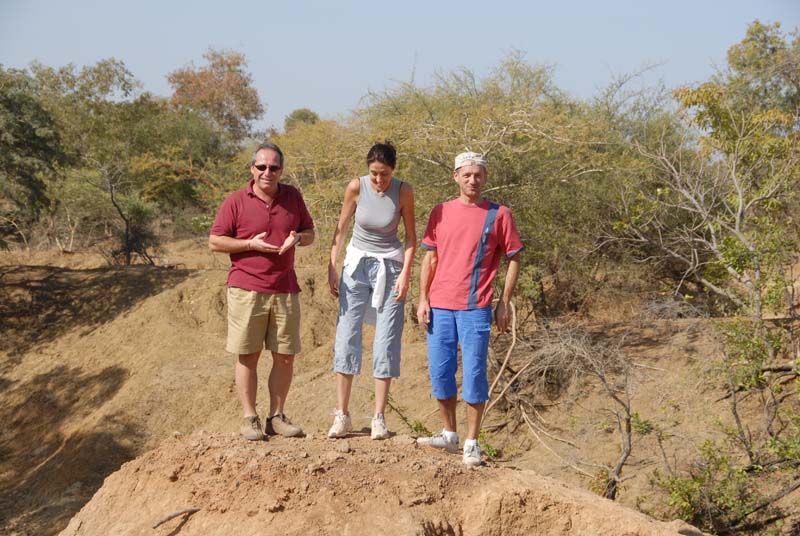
[488,301,517,398]
[485,356,535,416]
[655,430,675,477]
[0,216,29,250]
[727,479,800,531]
[633,362,667,372]
[526,413,578,448]
[423,407,439,419]
[152,508,200,529]
[760,364,797,374]
[521,409,593,478]
[480,420,511,432]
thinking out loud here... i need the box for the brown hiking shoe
[266,414,303,437]
[240,415,265,441]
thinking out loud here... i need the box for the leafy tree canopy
[0,66,66,229]
[168,49,264,142]
[284,108,320,131]
[726,20,800,117]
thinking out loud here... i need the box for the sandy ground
[0,239,794,534]
[58,432,703,536]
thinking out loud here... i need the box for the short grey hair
[252,142,285,167]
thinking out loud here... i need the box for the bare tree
[487,323,635,500]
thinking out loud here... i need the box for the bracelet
[247,239,252,251]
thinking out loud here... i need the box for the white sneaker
[327,410,353,438]
[416,430,459,453]
[371,414,389,440]
[463,442,482,466]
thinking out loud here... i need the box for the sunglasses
[254,164,282,173]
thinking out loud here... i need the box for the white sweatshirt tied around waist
[342,243,405,325]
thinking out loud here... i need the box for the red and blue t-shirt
[422,198,523,310]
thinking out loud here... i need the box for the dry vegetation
[1,20,799,536]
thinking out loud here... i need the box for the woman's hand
[328,262,340,297]
[393,269,410,301]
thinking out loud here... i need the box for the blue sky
[2,1,798,130]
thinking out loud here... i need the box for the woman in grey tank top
[327,142,416,440]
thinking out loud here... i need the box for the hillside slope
[0,240,745,534]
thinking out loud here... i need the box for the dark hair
[366,141,396,169]
[252,142,284,166]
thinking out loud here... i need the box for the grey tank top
[350,175,403,253]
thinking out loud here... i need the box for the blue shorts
[426,306,492,404]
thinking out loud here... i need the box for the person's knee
[463,395,488,405]
[272,352,295,367]
[238,352,260,366]
[432,376,458,400]
[463,382,489,405]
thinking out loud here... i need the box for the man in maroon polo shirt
[209,142,315,441]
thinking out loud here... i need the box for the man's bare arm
[296,227,315,246]
[495,254,521,332]
[209,234,253,253]
[416,250,438,328]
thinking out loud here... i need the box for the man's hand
[495,300,510,333]
[328,262,339,297]
[248,231,299,254]
[278,231,300,255]
[417,298,431,328]
[248,232,280,253]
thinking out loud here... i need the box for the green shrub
[654,441,760,533]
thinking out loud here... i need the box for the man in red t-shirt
[416,151,523,465]
[209,142,315,441]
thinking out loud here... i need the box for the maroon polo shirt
[210,180,314,294]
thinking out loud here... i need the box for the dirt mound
[59,432,700,536]
[1,243,717,535]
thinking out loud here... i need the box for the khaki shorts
[226,287,301,355]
